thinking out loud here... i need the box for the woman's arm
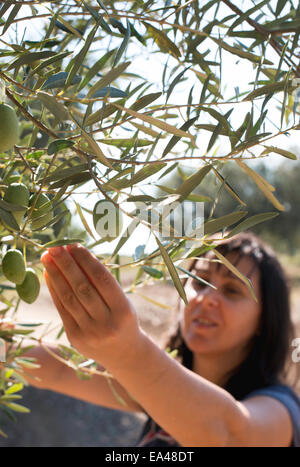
[20,342,144,413]
[40,244,293,447]
[104,331,293,447]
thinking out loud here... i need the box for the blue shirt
[136,384,300,447]
[243,384,300,447]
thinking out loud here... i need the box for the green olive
[93,199,123,241]
[3,182,30,227]
[2,249,26,284]
[16,268,40,304]
[0,104,19,153]
[29,192,53,230]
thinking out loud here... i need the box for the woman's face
[181,250,262,360]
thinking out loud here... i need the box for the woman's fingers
[42,246,110,321]
[43,269,79,336]
[40,245,140,365]
[66,244,132,317]
[0,318,14,330]
[41,253,95,327]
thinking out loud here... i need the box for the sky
[1,1,299,257]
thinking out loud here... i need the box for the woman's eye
[191,278,241,297]
[192,280,240,296]
[223,287,239,295]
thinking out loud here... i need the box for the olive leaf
[141,265,163,279]
[130,92,162,112]
[144,22,181,58]
[176,164,212,202]
[69,113,113,169]
[75,202,96,240]
[133,290,173,310]
[1,4,22,35]
[113,104,195,141]
[260,146,297,160]
[0,402,30,413]
[155,236,188,305]
[203,211,248,236]
[41,72,81,90]
[210,37,273,65]
[7,51,57,71]
[211,248,257,302]
[224,212,279,239]
[87,62,131,98]
[47,139,75,155]
[156,185,211,203]
[113,19,131,66]
[211,167,247,207]
[0,208,20,230]
[27,51,72,79]
[90,87,127,98]
[242,80,295,101]
[43,238,85,248]
[36,91,70,122]
[236,161,284,211]
[77,49,117,92]
[162,116,198,158]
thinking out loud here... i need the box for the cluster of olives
[0,104,51,304]
[0,183,54,304]
[0,182,54,232]
[2,249,40,304]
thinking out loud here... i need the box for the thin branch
[221,0,300,77]
[14,146,36,176]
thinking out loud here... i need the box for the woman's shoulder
[243,382,300,404]
[242,382,300,447]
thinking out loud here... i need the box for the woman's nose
[197,285,220,308]
[185,286,220,316]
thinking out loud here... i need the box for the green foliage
[157,153,300,254]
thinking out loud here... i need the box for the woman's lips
[192,318,218,329]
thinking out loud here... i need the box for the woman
[11,231,300,446]
[137,231,300,446]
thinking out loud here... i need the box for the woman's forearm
[13,340,67,389]
[17,341,143,412]
[105,331,243,447]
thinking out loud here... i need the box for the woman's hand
[41,244,144,370]
[0,318,14,331]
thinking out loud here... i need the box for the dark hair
[166,231,297,400]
